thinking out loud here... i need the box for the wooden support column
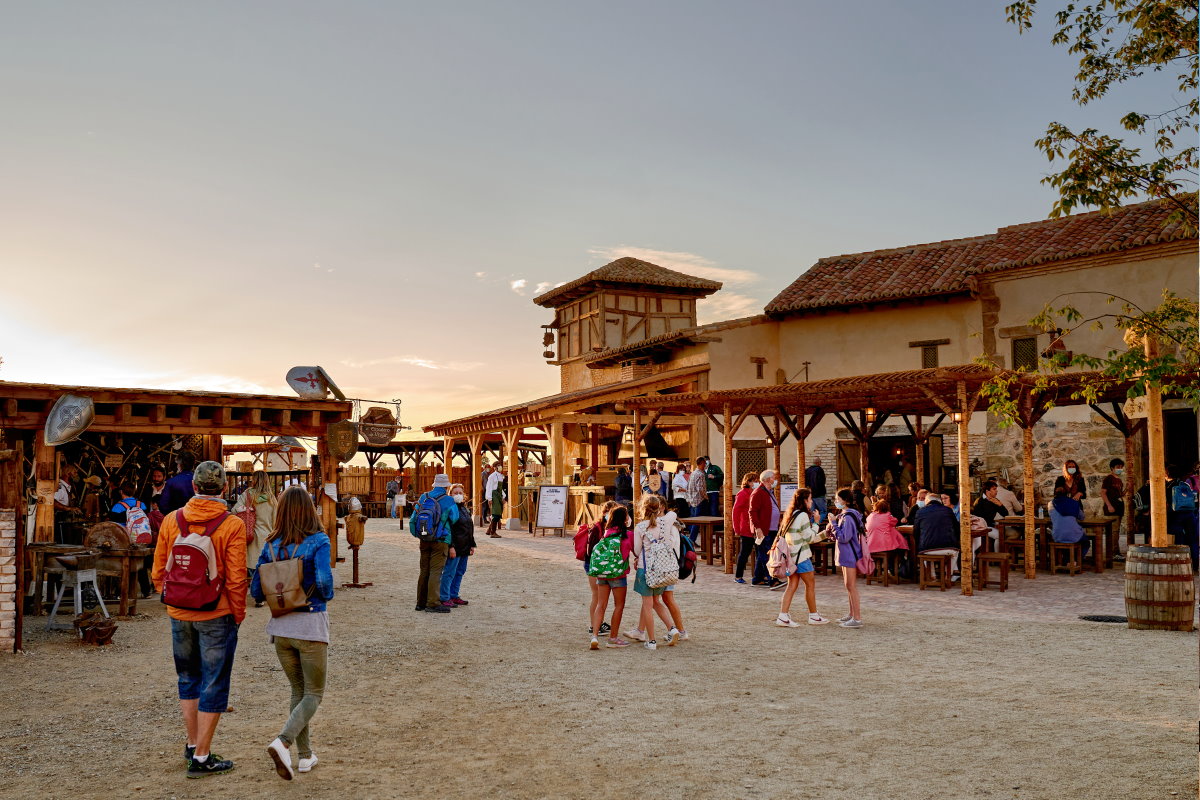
[632,408,641,511]
[442,437,455,485]
[504,428,521,527]
[913,416,925,486]
[722,402,735,574]
[33,431,56,543]
[316,439,339,567]
[858,410,871,487]
[1143,336,1168,547]
[549,420,565,485]
[467,433,485,521]
[1021,423,1036,580]
[589,423,600,471]
[1123,420,1144,549]
[955,382,975,596]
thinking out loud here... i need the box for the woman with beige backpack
[250,487,334,781]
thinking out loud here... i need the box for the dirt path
[1,519,1193,799]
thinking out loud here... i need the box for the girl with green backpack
[587,506,634,650]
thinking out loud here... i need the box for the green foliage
[979,290,1200,427]
[1006,0,1198,230]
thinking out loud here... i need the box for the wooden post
[858,410,871,486]
[550,420,565,485]
[956,382,973,596]
[33,431,56,543]
[443,437,454,484]
[772,418,782,503]
[632,408,641,511]
[315,440,339,567]
[913,415,926,486]
[795,412,807,490]
[468,433,484,521]
[1123,425,1139,549]
[1021,423,1036,580]
[589,423,600,471]
[505,428,520,527]
[1144,336,1168,547]
[722,403,736,574]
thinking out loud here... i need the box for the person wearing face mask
[1101,458,1126,560]
[1054,460,1087,501]
[749,469,784,587]
[439,484,477,608]
[731,472,760,584]
[827,488,866,627]
[904,488,929,525]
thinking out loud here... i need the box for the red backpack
[161,510,230,611]
[574,522,601,561]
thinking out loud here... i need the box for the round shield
[45,393,95,446]
[326,420,359,462]
[359,406,397,446]
[286,366,330,400]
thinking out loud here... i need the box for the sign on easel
[534,485,569,534]
[779,482,798,513]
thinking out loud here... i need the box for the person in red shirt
[731,472,759,584]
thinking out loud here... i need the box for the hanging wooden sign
[359,406,397,446]
[326,420,359,462]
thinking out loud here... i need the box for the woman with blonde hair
[623,493,680,650]
[234,470,278,608]
[251,487,334,780]
[584,500,621,637]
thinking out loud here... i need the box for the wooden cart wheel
[84,522,130,550]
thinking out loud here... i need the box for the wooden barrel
[1124,545,1196,631]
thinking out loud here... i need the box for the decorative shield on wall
[287,366,332,400]
[45,393,95,446]
[358,406,397,446]
[326,420,359,462]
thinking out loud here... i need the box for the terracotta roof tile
[534,257,722,308]
[765,196,1197,315]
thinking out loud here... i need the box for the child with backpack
[658,497,691,642]
[624,494,681,650]
[773,488,830,627]
[111,481,154,597]
[827,487,866,628]
[587,505,634,649]
[578,501,620,640]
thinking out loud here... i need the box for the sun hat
[433,473,451,488]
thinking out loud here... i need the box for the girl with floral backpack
[581,501,620,641]
[623,494,681,651]
[774,488,830,628]
[587,505,634,650]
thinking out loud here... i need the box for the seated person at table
[914,493,961,573]
[1049,485,1089,559]
[971,481,1007,547]
[866,499,908,559]
[904,489,928,525]
[994,480,1023,517]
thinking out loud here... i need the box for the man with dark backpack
[152,460,247,778]
[413,474,459,613]
[1167,464,1198,570]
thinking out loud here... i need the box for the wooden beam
[467,433,485,520]
[1089,403,1127,435]
[635,409,664,442]
[1021,422,1036,580]
[1,398,15,418]
[802,410,827,439]
[246,408,262,427]
[316,439,339,567]
[149,404,166,424]
[632,407,641,511]
[33,431,55,543]
[918,385,956,418]
[1143,336,1168,547]
[794,412,807,491]
[833,411,864,442]
[722,402,735,574]
[215,407,232,426]
[504,428,520,526]
[729,403,756,439]
[277,409,291,428]
[775,407,801,441]
[181,406,199,424]
[956,381,973,596]
[697,403,724,436]
[865,410,892,439]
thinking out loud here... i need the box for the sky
[0,1,1177,439]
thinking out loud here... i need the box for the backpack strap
[175,509,229,538]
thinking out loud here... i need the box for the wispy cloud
[588,246,760,285]
[697,293,761,323]
[340,355,483,371]
[534,281,553,295]
[510,279,527,295]
[474,271,487,278]
[132,372,277,395]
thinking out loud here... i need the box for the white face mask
[750,482,760,489]
[1067,467,1077,475]
[835,499,846,510]
[451,493,464,503]
[1114,468,1124,476]
[916,499,927,508]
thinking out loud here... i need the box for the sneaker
[439,602,456,610]
[837,614,852,623]
[297,754,318,773]
[598,622,611,635]
[770,581,787,591]
[677,630,689,641]
[187,753,235,779]
[623,628,647,642]
[767,579,785,589]
[267,738,294,781]
[665,628,680,646]
[807,614,830,625]
[414,605,426,612]
[734,578,746,584]
[184,743,195,764]
[589,636,600,650]
[606,637,631,648]
[424,605,451,614]
[775,615,801,628]
[839,618,863,629]
[452,598,469,606]
[644,640,657,651]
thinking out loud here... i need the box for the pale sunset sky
[0,2,1172,434]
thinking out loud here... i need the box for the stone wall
[983,412,1127,513]
[0,509,15,654]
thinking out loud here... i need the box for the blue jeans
[389,497,397,518]
[812,497,828,526]
[753,531,777,583]
[688,500,708,537]
[707,491,720,518]
[440,555,470,601]
[171,615,238,713]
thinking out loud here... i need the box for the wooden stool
[918,552,954,591]
[975,552,1011,591]
[811,541,834,575]
[866,551,894,587]
[1001,539,1026,568]
[1049,541,1082,575]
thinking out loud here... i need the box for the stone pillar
[0,509,17,654]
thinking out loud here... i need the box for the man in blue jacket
[416,473,460,613]
[158,451,197,514]
[914,493,962,578]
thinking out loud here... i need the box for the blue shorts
[583,558,591,574]
[633,568,665,597]
[171,615,239,713]
[795,558,814,575]
[596,576,627,588]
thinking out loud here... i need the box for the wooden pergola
[355,437,548,504]
[620,364,1174,595]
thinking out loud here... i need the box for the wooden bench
[1049,541,1082,575]
[918,552,954,591]
[866,551,898,587]
[975,552,1011,591]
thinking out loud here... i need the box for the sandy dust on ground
[0,517,1193,800]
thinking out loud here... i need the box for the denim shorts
[596,576,627,588]
[795,558,815,575]
[633,568,665,597]
[171,615,239,713]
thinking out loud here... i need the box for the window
[921,345,939,369]
[1012,337,1038,371]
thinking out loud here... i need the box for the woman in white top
[623,494,681,651]
[234,470,278,607]
[776,488,830,627]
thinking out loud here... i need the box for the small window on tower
[921,345,939,369]
[1012,337,1038,371]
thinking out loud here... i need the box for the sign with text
[779,483,798,514]
[535,485,569,531]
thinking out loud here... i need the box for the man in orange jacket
[152,459,247,778]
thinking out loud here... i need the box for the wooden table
[30,543,153,616]
[997,516,1051,570]
[897,524,918,571]
[1081,517,1117,573]
[679,516,724,565]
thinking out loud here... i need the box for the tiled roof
[533,257,722,308]
[765,196,1197,315]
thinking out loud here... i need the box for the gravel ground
[0,518,1194,800]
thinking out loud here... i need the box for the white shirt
[632,511,680,560]
[54,479,71,506]
[672,471,690,495]
[995,485,1023,515]
[486,471,504,496]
